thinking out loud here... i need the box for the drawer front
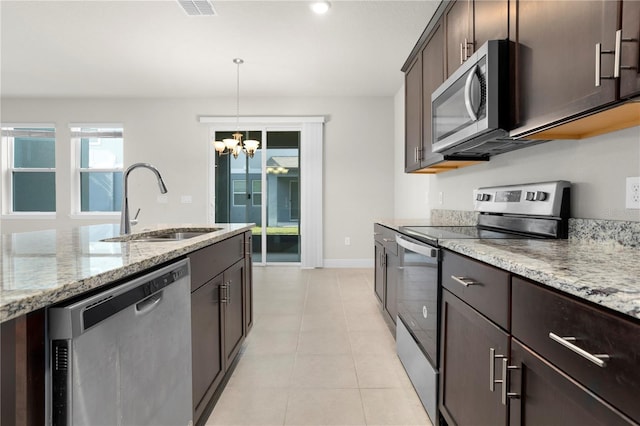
[189,234,244,291]
[374,223,398,256]
[512,277,640,423]
[441,250,510,329]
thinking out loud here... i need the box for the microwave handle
[464,65,479,121]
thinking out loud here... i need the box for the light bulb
[310,1,330,14]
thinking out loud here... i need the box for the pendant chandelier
[212,58,260,158]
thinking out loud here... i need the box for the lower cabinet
[509,339,633,426]
[189,232,251,425]
[439,289,508,426]
[373,224,399,326]
[440,249,640,426]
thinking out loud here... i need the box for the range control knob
[534,191,548,201]
[476,193,490,201]
[525,191,535,201]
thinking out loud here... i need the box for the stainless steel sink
[102,227,222,242]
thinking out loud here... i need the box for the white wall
[393,85,640,222]
[0,96,396,264]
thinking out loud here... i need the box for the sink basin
[102,227,222,243]
[132,231,211,242]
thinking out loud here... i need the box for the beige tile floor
[206,267,432,426]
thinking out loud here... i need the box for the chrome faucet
[120,163,168,235]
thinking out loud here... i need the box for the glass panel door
[214,129,300,264]
[265,131,300,263]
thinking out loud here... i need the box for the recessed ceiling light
[310,1,331,15]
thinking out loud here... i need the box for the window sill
[1,213,57,220]
[69,213,120,220]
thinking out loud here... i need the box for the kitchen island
[0,222,254,425]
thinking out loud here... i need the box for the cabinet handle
[501,358,520,405]
[451,275,479,287]
[489,348,505,391]
[220,283,228,304]
[595,41,616,87]
[548,332,610,368]
[617,29,639,75]
[460,42,464,65]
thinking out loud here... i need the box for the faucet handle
[131,208,141,226]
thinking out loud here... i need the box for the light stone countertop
[439,238,640,321]
[0,223,254,324]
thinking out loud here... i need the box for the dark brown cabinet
[405,53,423,172]
[243,232,253,334]
[509,339,634,426]
[191,274,224,421]
[445,0,508,77]
[189,232,251,426]
[440,249,640,426]
[511,0,620,136]
[439,275,509,426]
[621,0,640,98]
[373,224,399,327]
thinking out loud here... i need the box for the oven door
[395,234,440,367]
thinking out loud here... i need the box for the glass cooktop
[399,225,532,246]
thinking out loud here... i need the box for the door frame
[200,116,324,268]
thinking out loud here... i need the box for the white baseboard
[323,258,374,268]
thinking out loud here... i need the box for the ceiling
[0,0,439,99]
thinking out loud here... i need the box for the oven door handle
[395,235,439,258]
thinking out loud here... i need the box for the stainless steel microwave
[431,40,535,157]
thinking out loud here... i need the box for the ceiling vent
[178,0,216,16]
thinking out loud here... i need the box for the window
[232,180,247,206]
[1,126,56,213]
[252,180,262,206]
[71,126,123,213]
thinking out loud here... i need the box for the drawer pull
[548,332,610,368]
[451,275,479,287]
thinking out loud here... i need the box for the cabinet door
[512,0,619,135]
[374,240,385,304]
[223,259,245,368]
[439,290,508,426]
[620,0,640,98]
[473,0,508,49]
[420,20,445,168]
[243,232,253,334]
[191,275,224,419]
[509,339,635,426]
[384,245,399,325]
[405,54,423,172]
[445,0,471,77]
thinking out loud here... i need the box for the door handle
[464,65,479,121]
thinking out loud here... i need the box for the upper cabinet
[511,0,640,139]
[445,0,508,77]
[403,6,488,174]
[403,0,639,174]
[620,0,640,99]
[510,0,619,136]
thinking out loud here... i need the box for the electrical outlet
[344,237,351,246]
[626,177,640,209]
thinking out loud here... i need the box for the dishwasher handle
[135,292,163,315]
[396,234,439,258]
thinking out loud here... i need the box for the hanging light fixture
[212,58,260,158]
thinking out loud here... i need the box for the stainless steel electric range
[394,180,571,425]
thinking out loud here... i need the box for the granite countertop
[439,238,640,320]
[376,214,640,321]
[0,223,254,324]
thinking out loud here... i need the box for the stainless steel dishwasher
[48,259,193,426]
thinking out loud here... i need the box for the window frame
[1,124,57,218]
[69,124,124,218]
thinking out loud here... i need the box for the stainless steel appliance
[431,40,542,158]
[395,180,570,425]
[48,259,193,426]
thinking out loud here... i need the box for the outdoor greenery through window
[72,127,123,212]
[1,126,56,212]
